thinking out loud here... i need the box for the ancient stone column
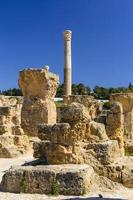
[63,30,72,96]
[19,68,59,136]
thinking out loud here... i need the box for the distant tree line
[56,83,91,97]
[0,88,22,96]
[93,82,133,99]
[0,82,133,99]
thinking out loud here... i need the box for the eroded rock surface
[63,95,103,120]
[0,105,29,158]
[33,102,122,166]
[19,68,59,136]
[0,95,23,107]
[2,164,94,195]
[106,102,124,154]
[110,93,133,140]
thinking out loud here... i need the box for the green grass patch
[125,148,133,156]
[50,180,60,196]
[55,100,63,108]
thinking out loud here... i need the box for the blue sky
[0,0,133,90]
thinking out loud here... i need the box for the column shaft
[63,30,72,96]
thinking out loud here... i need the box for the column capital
[63,30,72,41]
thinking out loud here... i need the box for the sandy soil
[0,155,133,200]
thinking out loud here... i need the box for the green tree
[56,84,64,97]
[1,88,22,96]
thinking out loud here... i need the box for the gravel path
[0,155,133,200]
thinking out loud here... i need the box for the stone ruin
[107,93,133,156]
[19,68,59,136]
[109,93,133,140]
[1,68,133,195]
[0,98,29,158]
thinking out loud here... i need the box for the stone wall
[63,95,103,120]
[0,104,29,158]
[0,95,23,107]
[110,93,133,140]
[34,102,122,166]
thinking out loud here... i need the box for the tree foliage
[1,82,133,99]
[0,88,22,96]
[56,83,91,97]
[93,83,133,99]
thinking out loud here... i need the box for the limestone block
[70,122,90,142]
[0,134,30,158]
[38,122,107,145]
[110,93,133,112]
[63,95,103,120]
[0,135,22,157]
[0,135,14,146]
[33,140,87,164]
[98,157,133,188]
[60,102,91,124]
[19,68,59,136]
[106,102,124,151]
[122,168,133,187]
[0,95,22,106]
[110,93,133,139]
[0,106,21,126]
[0,144,21,158]
[19,68,59,100]
[106,102,124,131]
[85,140,121,165]
[38,123,71,144]
[2,164,94,195]
[21,99,57,136]
[0,97,30,157]
[89,121,108,143]
[33,141,73,163]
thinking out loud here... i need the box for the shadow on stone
[0,183,3,192]
[22,158,48,166]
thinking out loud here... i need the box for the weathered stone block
[38,123,71,144]
[89,121,108,143]
[60,102,91,124]
[0,134,30,158]
[19,68,59,136]
[2,164,94,195]
[110,93,133,139]
[106,102,124,153]
[86,140,121,165]
[98,157,133,188]
[33,141,73,164]
[0,144,21,158]
[63,95,103,120]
